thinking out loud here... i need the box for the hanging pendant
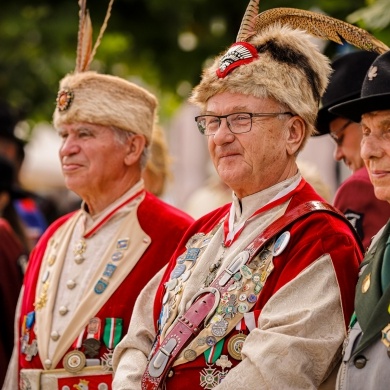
[73,239,87,264]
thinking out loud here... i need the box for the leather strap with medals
[142,201,350,390]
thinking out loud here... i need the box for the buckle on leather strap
[148,338,177,378]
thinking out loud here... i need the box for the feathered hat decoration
[53,0,158,145]
[236,0,389,53]
[75,0,114,73]
[190,0,389,145]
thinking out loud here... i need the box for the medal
[73,239,87,264]
[211,319,228,337]
[382,324,390,348]
[227,334,247,361]
[21,312,38,361]
[63,350,86,373]
[200,339,229,389]
[94,278,109,294]
[273,231,290,256]
[101,318,123,371]
[362,273,371,293]
[240,264,252,279]
[116,238,130,250]
[25,340,38,362]
[64,328,86,373]
[185,247,201,261]
[170,264,186,279]
[83,337,101,358]
[184,349,197,361]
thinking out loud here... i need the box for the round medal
[197,337,206,346]
[273,231,290,256]
[82,338,101,358]
[63,350,86,373]
[206,335,217,346]
[183,349,197,361]
[227,334,247,360]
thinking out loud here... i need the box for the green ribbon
[204,339,225,364]
[103,318,123,349]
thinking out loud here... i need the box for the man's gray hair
[111,126,150,169]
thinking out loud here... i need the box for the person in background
[328,49,390,390]
[316,51,390,249]
[0,155,26,387]
[0,100,53,251]
[142,125,172,198]
[112,2,368,388]
[2,2,194,388]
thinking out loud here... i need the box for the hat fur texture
[190,24,332,145]
[53,71,157,144]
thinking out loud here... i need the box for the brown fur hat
[53,71,157,145]
[190,24,332,145]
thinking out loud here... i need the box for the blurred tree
[0,0,389,133]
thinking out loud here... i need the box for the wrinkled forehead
[361,109,390,125]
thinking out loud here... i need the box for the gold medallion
[362,273,371,293]
[227,333,247,361]
[63,350,86,373]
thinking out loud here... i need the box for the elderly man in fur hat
[328,50,390,390]
[111,3,370,390]
[3,57,193,390]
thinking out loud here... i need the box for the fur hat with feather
[53,0,157,144]
[190,0,388,148]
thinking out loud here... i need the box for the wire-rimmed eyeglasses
[330,120,354,146]
[195,112,294,136]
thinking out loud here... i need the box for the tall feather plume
[236,0,259,42]
[253,8,389,54]
[75,0,115,73]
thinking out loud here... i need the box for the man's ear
[286,116,305,156]
[124,134,147,166]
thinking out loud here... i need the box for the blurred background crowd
[1,0,390,387]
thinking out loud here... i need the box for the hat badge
[56,88,74,112]
[216,42,258,79]
[367,66,378,81]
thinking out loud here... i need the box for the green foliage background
[1,0,389,134]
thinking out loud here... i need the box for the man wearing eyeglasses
[316,51,390,249]
[113,15,364,390]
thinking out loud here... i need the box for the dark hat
[316,51,378,135]
[0,155,28,199]
[330,50,390,122]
